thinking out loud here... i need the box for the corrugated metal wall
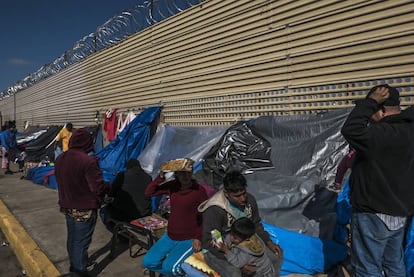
[1,0,414,129]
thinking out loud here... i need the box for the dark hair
[231,217,255,240]
[366,84,400,106]
[66,123,73,130]
[126,159,140,169]
[223,170,247,193]
[7,120,16,129]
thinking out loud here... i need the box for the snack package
[130,214,168,238]
[210,229,223,247]
[160,158,194,174]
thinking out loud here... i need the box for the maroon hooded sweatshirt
[55,128,109,210]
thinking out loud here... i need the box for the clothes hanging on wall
[116,111,136,135]
[104,108,118,141]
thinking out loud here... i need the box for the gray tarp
[139,108,352,238]
[138,124,228,178]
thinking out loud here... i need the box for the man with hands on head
[341,84,414,277]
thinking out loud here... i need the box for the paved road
[0,228,26,277]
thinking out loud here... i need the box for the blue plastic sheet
[26,166,55,185]
[405,220,414,276]
[263,222,348,275]
[96,106,161,183]
[333,179,351,245]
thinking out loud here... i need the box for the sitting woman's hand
[192,239,202,252]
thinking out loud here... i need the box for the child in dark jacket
[215,217,276,277]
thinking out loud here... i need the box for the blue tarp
[26,166,54,185]
[96,106,161,183]
[405,220,414,276]
[333,179,351,245]
[263,222,348,275]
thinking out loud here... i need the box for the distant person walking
[54,123,73,155]
[55,128,109,276]
[1,121,17,175]
[341,84,414,277]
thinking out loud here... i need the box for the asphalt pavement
[0,163,148,277]
[0,228,26,277]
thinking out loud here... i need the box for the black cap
[366,84,400,106]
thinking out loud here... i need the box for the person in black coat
[341,84,414,277]
[100,159,152,230]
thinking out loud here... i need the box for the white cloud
[8,58,30,65]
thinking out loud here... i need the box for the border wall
[1,0,414,129]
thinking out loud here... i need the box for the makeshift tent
[138,124,228,179]
[139,108,351,275]
[96,106,161,184]
[16,105,414,276]
[24,125,62,162]
[21,125,100,189]
[16,126,49,147]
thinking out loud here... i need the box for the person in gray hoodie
[215,217,276,277]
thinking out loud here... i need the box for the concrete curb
[0,199,61,277]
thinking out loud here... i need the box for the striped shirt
[376,213,406,231]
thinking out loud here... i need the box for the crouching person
[215,217,277,277]
[199,170,283,277]
[142,158,209,276]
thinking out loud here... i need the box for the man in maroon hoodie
[55,128,109,276]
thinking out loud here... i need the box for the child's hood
[237,234,264,255]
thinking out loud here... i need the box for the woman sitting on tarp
[142,158,209,276]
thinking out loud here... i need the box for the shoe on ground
[327,184,340,192]
[4,170,13,175]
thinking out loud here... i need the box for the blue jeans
[142,233,194,276]
[65,212,97,273]
[351,212,406,277]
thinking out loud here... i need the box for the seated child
[214,217,276,277]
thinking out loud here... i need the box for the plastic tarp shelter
[24,125,62,162]
[139,108,353,275]
[96,106,161,184]
[138,124,229,179]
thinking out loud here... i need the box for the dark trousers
[65,213,97,274]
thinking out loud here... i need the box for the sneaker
[327,184,340,192]
[4,170,13,175]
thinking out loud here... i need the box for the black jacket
[341,99,414,216]
[108,165,152,221]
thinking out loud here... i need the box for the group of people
[54,128,283,277]
[52,83,414,277]
[0,121,73,176]
[141,162,283,277]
